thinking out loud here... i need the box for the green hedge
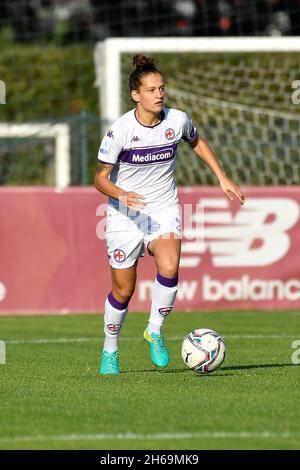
[0,44,98,121]
[1,47,299,185]
[0,45,100,185]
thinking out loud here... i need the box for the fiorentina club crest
[107,324,121,333]
[113,249,126,263]
[159,307,172,316]
[165,128,175,140]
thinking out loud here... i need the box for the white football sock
[103,292,128,353]
[148,272,178,336]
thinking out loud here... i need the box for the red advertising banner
[0,187,299,315]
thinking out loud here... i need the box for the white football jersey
[97,107,197,214]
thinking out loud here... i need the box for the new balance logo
[181,198,300,267]
[0,282,6,302]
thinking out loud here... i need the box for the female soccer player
[95,55,244,374]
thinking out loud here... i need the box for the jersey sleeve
[97,122,123,165]
[181,112,198,143]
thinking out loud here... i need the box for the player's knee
[113,286,135,304]
[157,262,179,279]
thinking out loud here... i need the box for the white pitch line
[4,334,299,345]
[0,431,299,444]
[5,337,97,345]
[225,334,298,339]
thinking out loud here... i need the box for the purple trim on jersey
[118,143,178,165]
[124,140,180,151]
[98,159,113,165]
[157,272,178,288]
[182,128,198,143]
[108,292,129,310]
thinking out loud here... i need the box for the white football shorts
[105,204,182,269]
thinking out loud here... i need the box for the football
[181,328,226,373]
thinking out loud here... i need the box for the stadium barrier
[0,186,299,315]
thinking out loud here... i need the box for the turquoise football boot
[143,329,169,368]
[99,350,120,374]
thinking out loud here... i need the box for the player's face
[132,73,165,114]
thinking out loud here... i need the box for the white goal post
[94,36,300,126]
[0,123,71,189]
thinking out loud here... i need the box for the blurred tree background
[1,0,300,185]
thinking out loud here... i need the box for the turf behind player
[95,55,244,374]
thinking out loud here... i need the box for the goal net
[95,37,300,186]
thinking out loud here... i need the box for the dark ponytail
[129,54,161,92]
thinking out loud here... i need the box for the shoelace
[105,354,118,372]
[153,335,165,352]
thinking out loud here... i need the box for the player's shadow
[131,363,296,374]
[126,367,190,374]
[221,363,296,372]
[123,207,163,239]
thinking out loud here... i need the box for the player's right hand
[119,192,146,210]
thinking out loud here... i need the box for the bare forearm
[94,175,126,201]
[191,137,244,205]
[94,163,146,209]
[193,137,226,180]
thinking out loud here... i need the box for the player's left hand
[219,175,245,205]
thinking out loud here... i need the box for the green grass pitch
[0,310,300,450]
